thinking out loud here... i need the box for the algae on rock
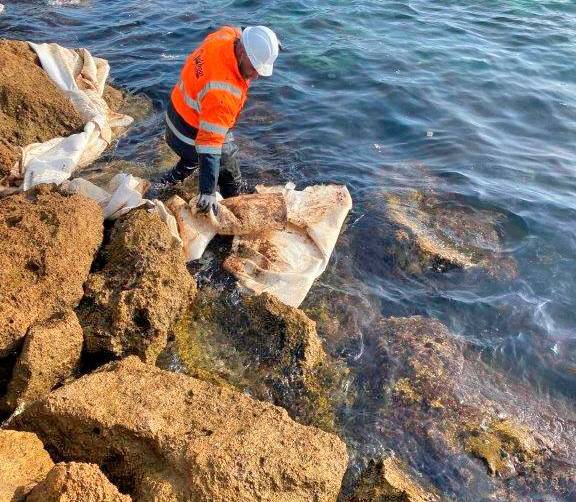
[362,315,576,499]
[385,190,517,278]
[348,457,439,502]
[166,287,349,432]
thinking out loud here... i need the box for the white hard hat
[241,26,280,77]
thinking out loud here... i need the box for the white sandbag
[147,199,182,245]
[166,194,222,261]
[62,177,110,204]
[19,42,133,190]
[224,184,352,307]
[166,183,351,307]
[62,173,146,219]
[62,174,181,243]
[166,192,287,261]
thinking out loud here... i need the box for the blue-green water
[2,0,576,499]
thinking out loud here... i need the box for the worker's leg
[161,103,200,184]
[218,133,243,198]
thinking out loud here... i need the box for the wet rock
[465,418,540,478]
[79,208,195,363]
[368,316,576,498]
[385,190,517,278]
[11,356,348,502]
[167,288,348,431]
[0,185,103,357]
[26,462,131,502]
[348,457,438,502]
[0,429,54,501]
[0,39,84,179]
[4,310,83,412]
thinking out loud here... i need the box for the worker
[160,25,280,216]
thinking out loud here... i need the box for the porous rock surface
[4,310,83,411]
[79,208,195,363]
[0,429,54,501]
[11,356,348,502]
[0,185,103,356]
[0,39,84,178]
[26,462,131,502]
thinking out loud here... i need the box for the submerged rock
[385,190,517,278]
[366,316,576,499]
[348,457,438,502]
[464,418,541,478]
[0,429,54,501]
[4,310,83,412]
[0,185,103,357]
[27,462,131,502]
[167,288,348,431]
[79,208,195,363]
[11,356,348,502]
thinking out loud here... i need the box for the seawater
[2,0,576,499]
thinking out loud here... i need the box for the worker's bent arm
[196,88,241,195]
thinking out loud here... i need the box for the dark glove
[196,193,220,216]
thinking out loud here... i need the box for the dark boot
[160,158,198,184]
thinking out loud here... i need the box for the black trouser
[163,101,242,198]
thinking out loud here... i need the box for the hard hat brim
[257,63,273,77]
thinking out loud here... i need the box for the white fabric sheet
[19,42,133,190]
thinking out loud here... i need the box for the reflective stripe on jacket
[170,26,249,155]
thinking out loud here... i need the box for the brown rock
[0,185,103,356]
[348,457,438,502]
[0,429,54,501]
[11,356,348,502]
[0,40,84,178]
[4,310,83,411]
[26,462,131,502]
[78,209,195,363]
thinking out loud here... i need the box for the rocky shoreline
[1,37,575,502]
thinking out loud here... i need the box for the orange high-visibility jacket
[170,26,249,155]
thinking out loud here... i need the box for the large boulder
[78,209,195,363]
[4,310,83,412]
[11,356,348,501]
[26,462,131,502]
[167,288,348,431]
[0,185,103,356]
[385,190,517,278]
[0,429,54,501]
